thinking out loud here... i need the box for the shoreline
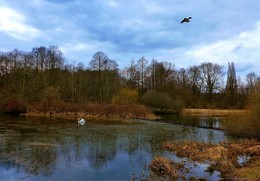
[23,108,248,120]
[24,111,160,121]
[182,108,247,116]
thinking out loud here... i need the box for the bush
[0,95,27,114]
[140,90,184,113]
[112,88,138,104]
[40,86,61,107]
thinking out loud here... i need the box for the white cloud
[60,40,117,62]
[107,0,119,8]
[0,7,41,41]
[183,21,260,75]
[142,1,165,14]
[61,42,94,53]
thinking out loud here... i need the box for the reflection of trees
[199,117,221,129]
[85,134,117,170]
[0,120,58,176]
[0,140,57,176]
[27,145,57,175]
[56,129,118,170]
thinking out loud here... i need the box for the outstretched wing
[180,18,187,23]
[180,17,192,23]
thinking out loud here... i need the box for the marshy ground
[149,139,260,180]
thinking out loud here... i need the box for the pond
[0,114,231,180]
[158,114,225,130]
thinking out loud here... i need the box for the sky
[0,0,260,77]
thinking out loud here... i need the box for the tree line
[0,46,259,113]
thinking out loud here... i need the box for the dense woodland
[0,46,259,113]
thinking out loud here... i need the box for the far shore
[182,108,247,116]
[24,110,159,121]
[23,108,248,120]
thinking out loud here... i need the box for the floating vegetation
[149,156,180,180]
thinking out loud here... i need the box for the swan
[78,118,86,125]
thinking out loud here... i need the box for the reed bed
[26,101,158,121]
[182,108,247,116]
[162,139,260,179]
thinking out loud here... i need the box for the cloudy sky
[0,0,260,77]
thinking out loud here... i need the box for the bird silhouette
[181,17,192,23]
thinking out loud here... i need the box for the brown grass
[163,139,260,178]
[26,101,158,120]
[233,156,260,180]
[225,111,260,139]
[182,108,247,116]
[149,156,179,180]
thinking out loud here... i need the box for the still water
[0,114,229,180]
[159,114,224,130]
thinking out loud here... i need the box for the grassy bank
[233,156,260,179]
[225,87,260,139]
[225,111,260,139]
[182,108,247,116]
[182,108,260,139]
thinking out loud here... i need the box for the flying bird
[181,17,192,24]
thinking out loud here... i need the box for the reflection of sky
[48,145,152,180]
[0,116,228,180]
[0,166,26,181]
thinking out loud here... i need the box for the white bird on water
[78,118,86,125]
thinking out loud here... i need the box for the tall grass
[225,85,260,139]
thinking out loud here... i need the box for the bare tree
[137,56,148,94]
[32,47,48,71]
[123,59,140,89]
[89,51,118,71]
[199,62,224,101]
[188,65,204,95]
[246,72,257,92]
[47,46,64,70]
[89,51,119,102]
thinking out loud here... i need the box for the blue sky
[0,0,260,77]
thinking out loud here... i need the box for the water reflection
[0,115,229,180]
[159,114,224,130]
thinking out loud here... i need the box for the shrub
[112,88,138,104]
[0,95,27,114]
[40,86,61,107]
